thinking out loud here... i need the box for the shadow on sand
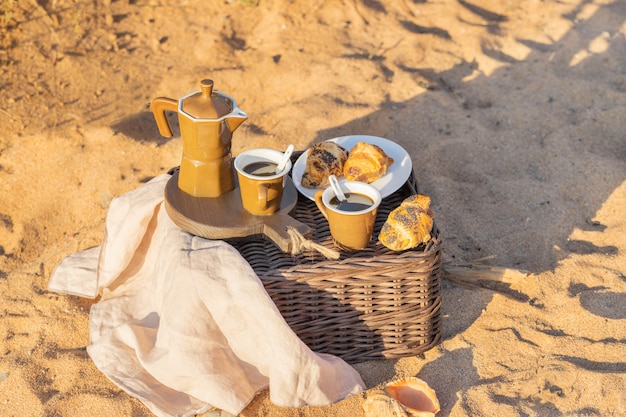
[111,1,624,413]
[316,2,625,412]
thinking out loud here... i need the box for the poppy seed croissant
[378,194,434,251]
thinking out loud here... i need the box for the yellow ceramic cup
[314,180,382,250]
[234,148,292,216]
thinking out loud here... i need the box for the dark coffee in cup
[329,192,374,212]
[243,161,278,176]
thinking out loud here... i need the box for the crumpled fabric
[48,174,365,417]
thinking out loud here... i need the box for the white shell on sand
[362,389,408,417]
[384,377,441,417]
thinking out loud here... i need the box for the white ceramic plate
[292,135,413,201]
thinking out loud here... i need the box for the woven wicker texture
[230,154,442,364]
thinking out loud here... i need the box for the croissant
[343,141,394,183]
[301,142,349,188]
[378,194,434,251]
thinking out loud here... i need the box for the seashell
[362,389,408,417]
[384,377,440,417]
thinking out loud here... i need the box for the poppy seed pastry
[378,194,434,251]
[301,142,349,188]
[343,141,394,183]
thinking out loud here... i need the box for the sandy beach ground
[1,0,625,416]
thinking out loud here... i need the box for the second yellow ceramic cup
[314,180,382,250]
[234,148,292,215]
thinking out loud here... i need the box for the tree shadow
[305,1,625,410]
[568,282,626,320]
[314,1,624,275]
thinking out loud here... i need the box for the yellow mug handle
[257,182,271,210]
[314,189,328,220]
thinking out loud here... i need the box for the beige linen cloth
[48,174,365,417]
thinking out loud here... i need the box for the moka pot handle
[150,97,179,138]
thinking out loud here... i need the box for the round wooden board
[164,170,311,252]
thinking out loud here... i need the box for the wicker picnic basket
[229,158,442,364]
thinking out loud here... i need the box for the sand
[0,0,624,416]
